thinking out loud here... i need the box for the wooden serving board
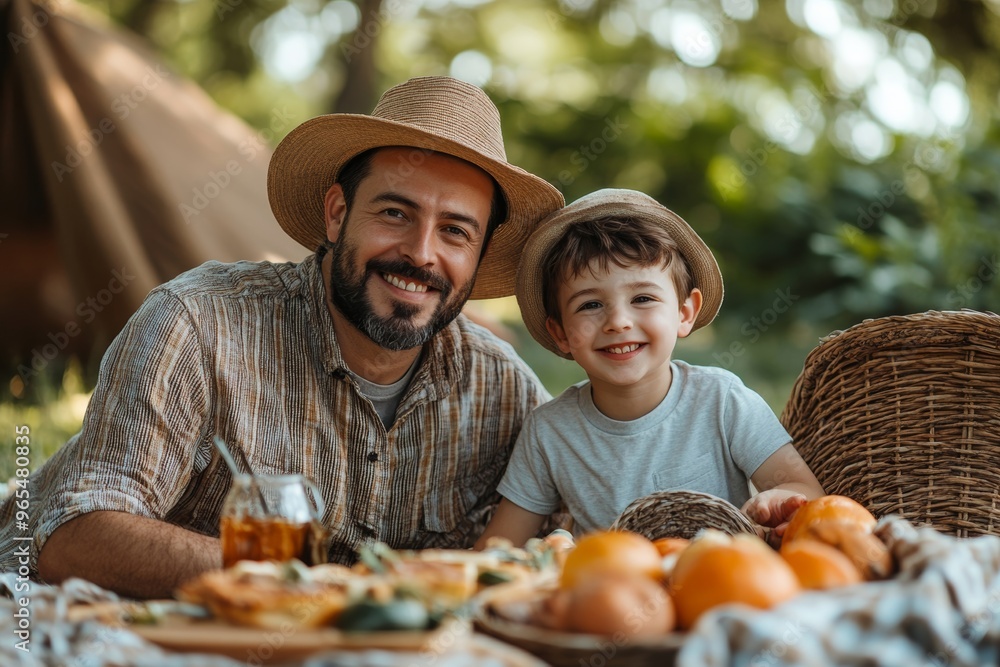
[70,601,467,664]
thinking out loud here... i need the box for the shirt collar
[302,253,350,377]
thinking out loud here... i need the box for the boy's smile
[546,261,701,419]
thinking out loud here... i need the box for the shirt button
[367,452,378,463]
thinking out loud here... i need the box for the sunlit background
[3,0,999,473]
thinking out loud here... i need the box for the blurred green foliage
[80,0,998,328]
[6,0,1000,459]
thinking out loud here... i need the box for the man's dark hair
[336,149,375,212]
[335,148,508,256]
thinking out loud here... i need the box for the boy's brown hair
[541,215,696,323]
[516,189,723,359]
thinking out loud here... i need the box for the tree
[48,0,1000,400]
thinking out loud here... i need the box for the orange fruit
[563,573,676,637]
[533,588,573,631]
[670,533,800,630]
[559,531,663,590]
[668,529,731,585]
[782,495,876,546]
[796,521,894,581]
[653,536,693,579]
[652,537,691,558]
[780,539,862,589]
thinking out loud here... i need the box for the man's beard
[328,240,475,351]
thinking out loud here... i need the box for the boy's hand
[741,490,807,548]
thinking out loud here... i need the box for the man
[0,76,564,598]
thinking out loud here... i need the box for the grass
[0,361,92,480]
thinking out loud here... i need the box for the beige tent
[1,0,308,382]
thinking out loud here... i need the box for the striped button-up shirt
[1,254,549,572]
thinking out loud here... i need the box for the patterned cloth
[0,577,537,667]
[0,253,549,573]
[0,575,242,666]
[677,516,1000,667]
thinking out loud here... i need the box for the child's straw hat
[516,188,723,357]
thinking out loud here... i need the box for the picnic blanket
[4,517,1000,666]
[678,516,1000,666]
[0,575,241,667]
[0,575,235,666]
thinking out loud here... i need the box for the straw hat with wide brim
[267,76,564,300]
[516,188,724,358]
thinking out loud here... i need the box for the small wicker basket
[781,310,1000,538]
[611,489,762,540]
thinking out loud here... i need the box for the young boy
[476,189,824,548]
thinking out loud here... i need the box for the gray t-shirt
[497,360,790,535]
[349,356,420,430]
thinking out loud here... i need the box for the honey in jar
[220,474,328,567]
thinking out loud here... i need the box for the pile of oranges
[780,494,893,582]
[535,531,675,637]
[531,494,894,636]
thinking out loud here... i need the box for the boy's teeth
[384,274,428,293]
[608,344,639,354]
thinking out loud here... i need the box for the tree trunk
[332,0,383,113]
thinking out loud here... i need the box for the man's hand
[741,490,807,548]
[37,511,221,599]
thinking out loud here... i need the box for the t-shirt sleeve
[496,409,562,516]
[723,379,791,477]
[34,288,211,557]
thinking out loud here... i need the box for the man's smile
[382,272,431,293]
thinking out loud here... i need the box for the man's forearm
[37,511,221,599]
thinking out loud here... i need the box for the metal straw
[213,435,270,513]
[212,435,242,478]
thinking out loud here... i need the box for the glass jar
[220,474,329,567]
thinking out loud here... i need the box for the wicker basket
[611,490,762,540]
[474,582,682,667]
[781,310,1000,538]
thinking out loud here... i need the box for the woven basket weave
[781,310,1000,538]
[611,490,762,540]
